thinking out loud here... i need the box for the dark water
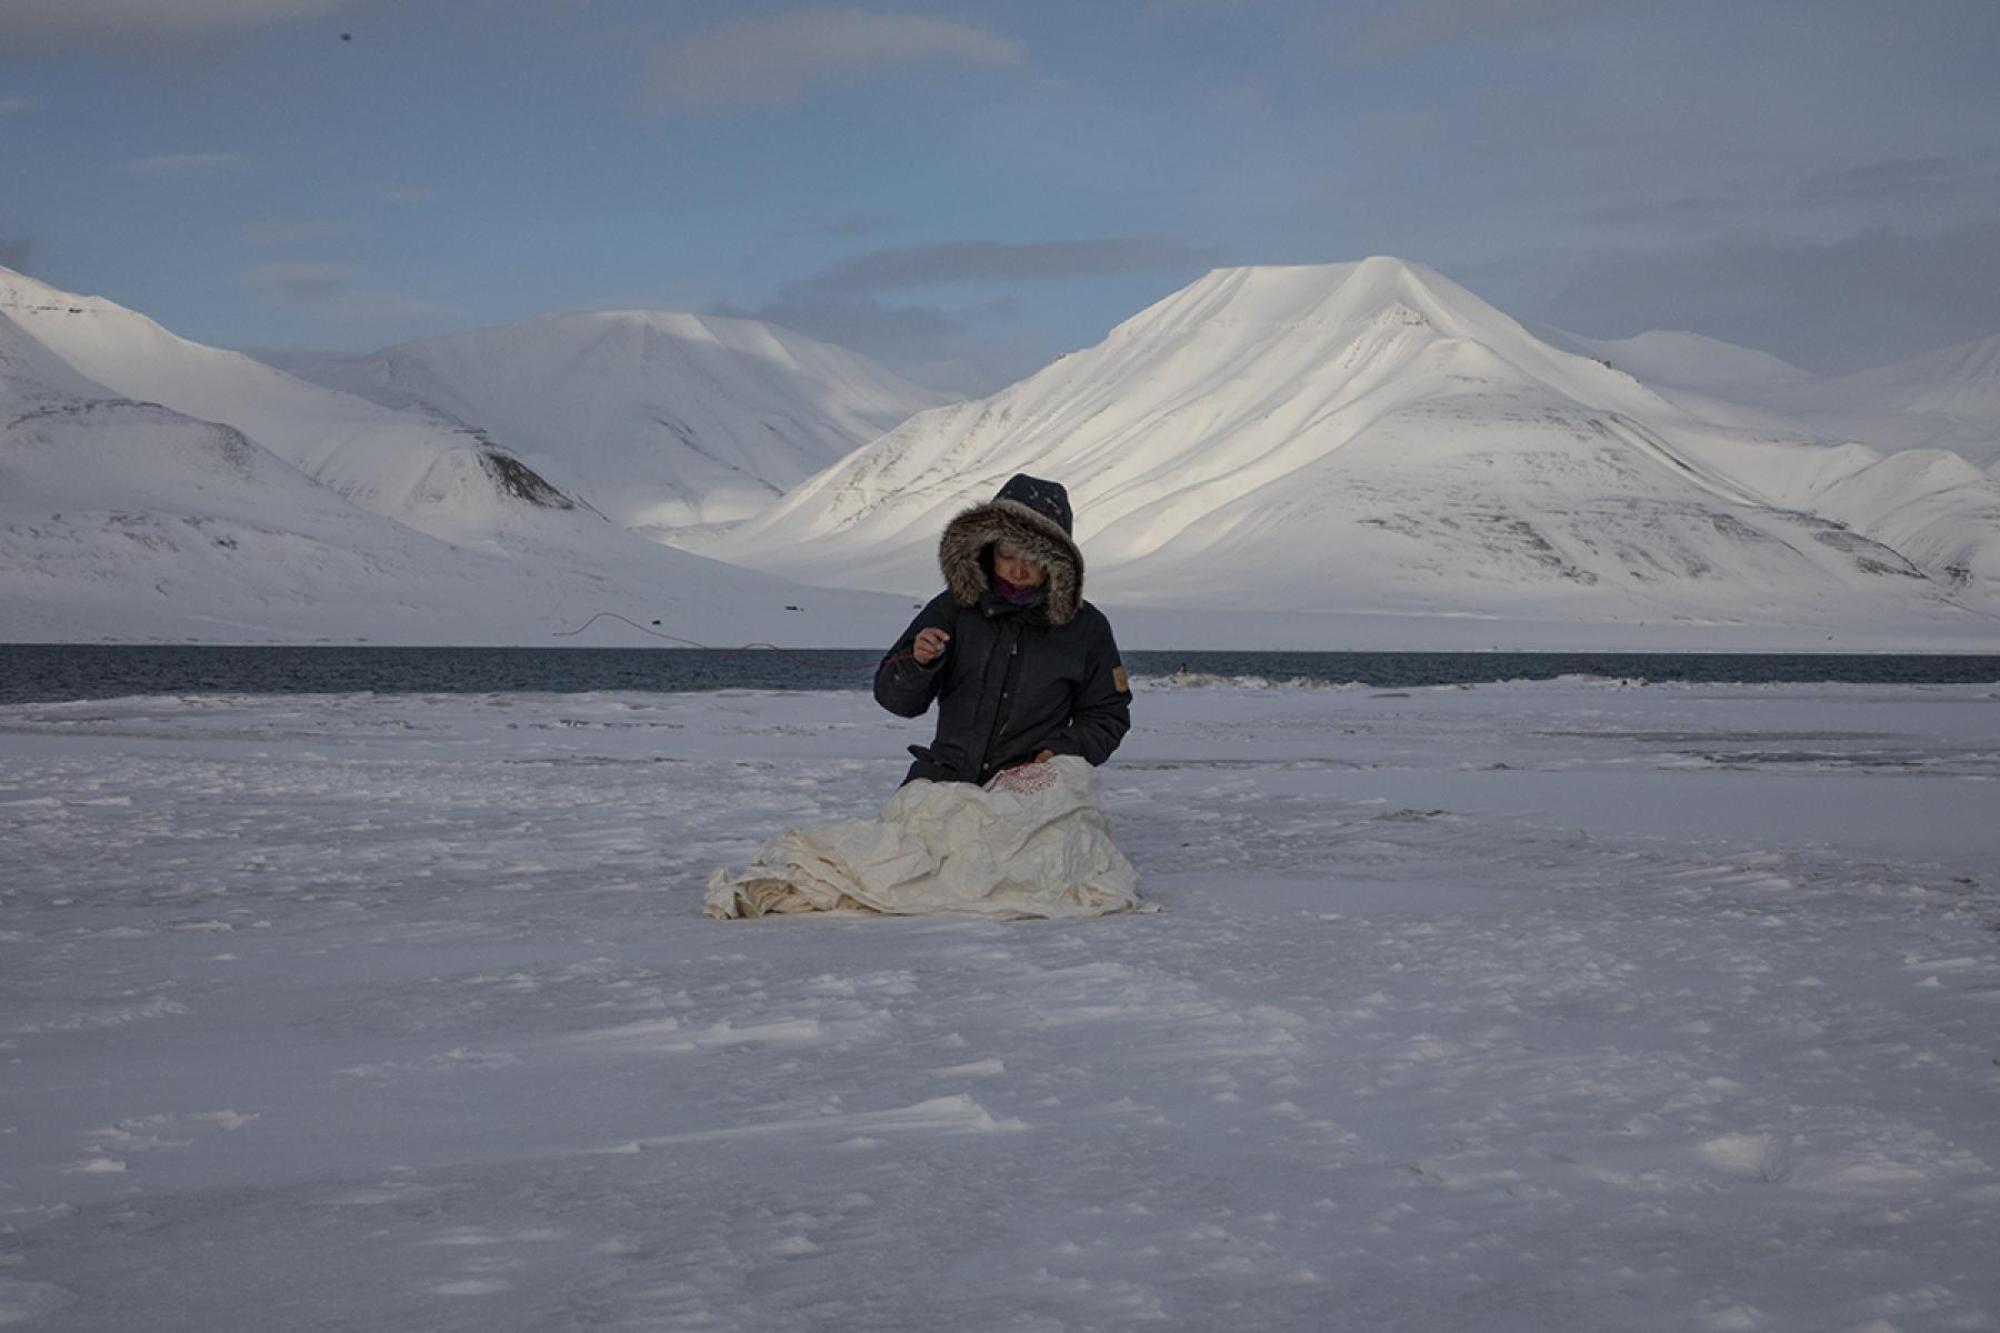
[3,644,1998,706]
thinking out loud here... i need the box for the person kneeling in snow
[875,473,1132,785]
[703,474,1139,919]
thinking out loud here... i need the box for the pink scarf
[993,573,1043,606]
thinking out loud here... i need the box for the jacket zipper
[979,633,1025,779]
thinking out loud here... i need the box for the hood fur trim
[939,497,1084,626]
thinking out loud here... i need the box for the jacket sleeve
[1040,611,1132,765]
[873,592,957,719]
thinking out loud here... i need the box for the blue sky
[4,0,1997,391]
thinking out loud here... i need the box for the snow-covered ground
[3,680,1997,1331]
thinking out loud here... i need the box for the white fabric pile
[704,756,1142,920]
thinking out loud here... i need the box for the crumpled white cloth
[703,755,1142,920]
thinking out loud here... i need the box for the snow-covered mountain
[294,311,948,533]
[1549,328,1813,397]
[1,269,916,644]
[1752,334,2000,467]
[0,297,112,408]
[0,265,590,546]
[10,257,1996,648]
[682,258,2000,644]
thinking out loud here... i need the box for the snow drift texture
[704,755,1141,919]
[7,681,1998,1330]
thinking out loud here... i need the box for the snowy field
[3,678,1998,1332]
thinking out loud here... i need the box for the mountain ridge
[292,307,948,532]
[8,257,1997,647]
[678,258,2000,638]
[0,267,923,645]
[1,264,579,544]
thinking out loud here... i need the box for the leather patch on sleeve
[1112,665,1130,694]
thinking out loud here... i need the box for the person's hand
[1033,749,1056,763]
[912,627,950,665]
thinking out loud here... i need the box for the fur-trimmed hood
[939,480,1084,626]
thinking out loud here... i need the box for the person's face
[994,542,1047,589]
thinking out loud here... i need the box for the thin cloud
[1583,194,1745,230]
[244,260,451,324]
[243,218,349,246]
[723,236,1216,390]
[1791,156,1984,209]
[1353,0,1601,59]
[1581,157,1997,233]
[246,260,354,304]
[776,214,903,240]
[725,237,1215,392]
[0,96,43,116]
[647,9,1024,111]
[722,292,965,359]
[0,0,349,47]
[118,152,250,178]
[0,238,36,273]
[797,238,1219,297]
[718,291,1022,394]
[1543,221,2000,373]
[317,289,455,323]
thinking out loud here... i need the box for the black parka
[872,476,1132,786]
